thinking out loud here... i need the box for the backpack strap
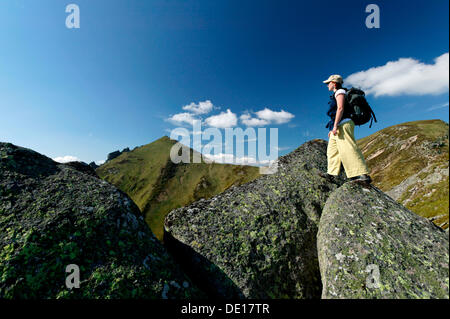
[368,108,377,128]
[371,109,377,123]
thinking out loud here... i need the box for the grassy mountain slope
[96,136,260,240]
[357,119,449,229]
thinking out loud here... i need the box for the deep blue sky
[0,0,448,164]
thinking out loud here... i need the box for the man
[322,74,372,183]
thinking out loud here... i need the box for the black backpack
[344,87,377,128]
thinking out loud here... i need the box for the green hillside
[96,136,260,240]
[357,119,449,229]
[97,120,449,240]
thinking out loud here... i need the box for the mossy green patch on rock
[317,182,449,299]
[164,139,346,299]
[0,142,204,299]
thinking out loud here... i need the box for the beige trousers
[327,120,370,178]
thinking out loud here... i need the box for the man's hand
[332,126,339,136]
[328,129,338,138]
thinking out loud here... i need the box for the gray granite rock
[318,181,449,299]
[164,139,346,298]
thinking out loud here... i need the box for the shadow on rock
[164,229,245,299]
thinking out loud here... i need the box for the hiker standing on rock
[322,74,372,183]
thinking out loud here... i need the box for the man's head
[323,74,343,91]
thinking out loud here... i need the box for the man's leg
[327,133,341,176]
[335,121,370,179]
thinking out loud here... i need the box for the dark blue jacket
[325,91,351,130]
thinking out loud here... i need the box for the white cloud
[240,108,294,126]
[254,108,295,124]
[53,155,80,163]
[202,152,272,166]
[167,112,198,126]
[205,109,237,128]
[240,113,270,126]
[182,100,215,114]
[95,160,105,165]
[427,102,449,112]
[169,100,294,130]
[345,52,449,97]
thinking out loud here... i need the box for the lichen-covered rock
[65,161,98,178]
[317,182,449,299]
[0,142,204,299]
[164,139,346,299]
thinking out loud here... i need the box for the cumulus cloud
[240,113,270,126]
[182,100,215,114]
[202,152,272,166]
[53,155,80,163]
[169,100,294,130]
[167,100,218,126]
[256,108,295,124]
[204,109,237,128]
[167,112,198,126]
[345,52,449,97]
[241,108,295,126]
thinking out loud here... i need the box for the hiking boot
[350,174,372,183]
[317,171,337,182]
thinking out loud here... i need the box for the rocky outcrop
[65,161,98,177]
[164,140,346,299]
[3,132,448,299]
[107,150,122,162]
[106,148,131,164]
[317,181,449,299]
[0,142,204,298]
[88,161,99,170]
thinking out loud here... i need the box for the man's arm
[332,94,345,135]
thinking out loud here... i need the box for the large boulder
[164,139,345,298]
[317,181,449,299]
[0,142,204,298]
